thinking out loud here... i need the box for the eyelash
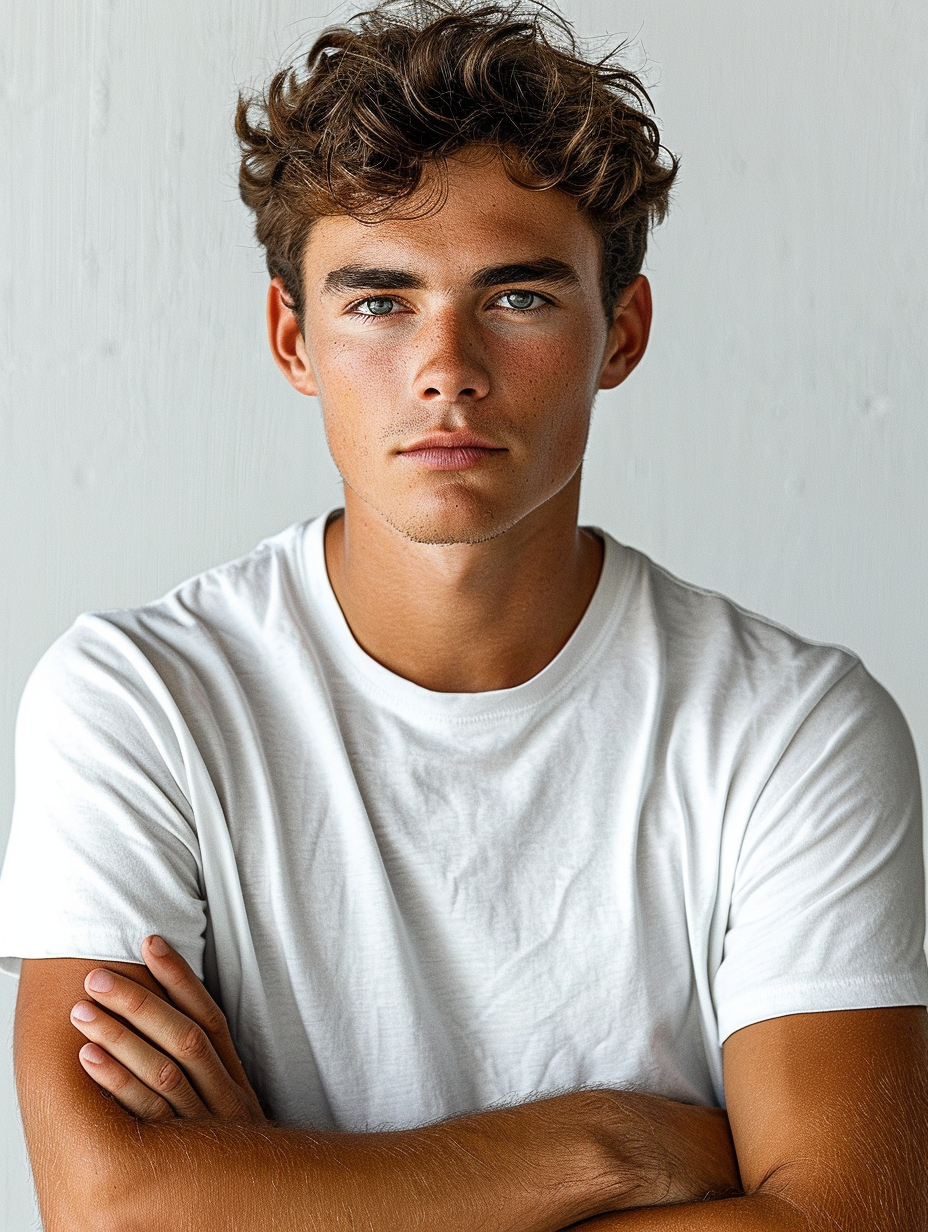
[346,291,554,318]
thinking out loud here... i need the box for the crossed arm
[14,939,928,1232]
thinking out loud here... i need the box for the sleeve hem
[717,973,928,1044]
[0,939,205,980]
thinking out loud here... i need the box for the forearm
[36,1090,736,1232]
[569,1166,918,1232]
[36,1091,652,1232]
[567,1192,804,1231]
[18,957,739,1232]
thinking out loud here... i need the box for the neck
[324,476,604,693]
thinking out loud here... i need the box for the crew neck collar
[295,508,636,724]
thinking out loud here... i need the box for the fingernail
[146,935,170,957]
[87,969,115,993]
[80,1043,106,1064]
[71,1002,96,1022]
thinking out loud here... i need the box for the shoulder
[632,546,854,668]
[105,517,316,648]
[618,541,864,706]
[599,539,910,782]
[19,516,322,725]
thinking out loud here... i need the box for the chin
[383,488,520,546]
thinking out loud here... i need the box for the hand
[581,1088,741,1209]
[69,935,267,1126]
[643,1096,741,1205]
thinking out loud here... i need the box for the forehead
[302,152,602,285]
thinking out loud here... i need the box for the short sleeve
[714,662,928,1043]
[0,617,208,978]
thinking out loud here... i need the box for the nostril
[420,385,480,399]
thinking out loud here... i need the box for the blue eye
[358,297,396,315]
[500,291,542,310]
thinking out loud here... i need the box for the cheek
[502,332,601,427]
[314,336,403,405]
[310,337,406,462]
[511,335,601,484]
[507,319,601,386]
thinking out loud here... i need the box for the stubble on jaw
[338,456,584,549]
[329,419,530,547]
[338,473,523,546]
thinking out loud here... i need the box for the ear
[597,275,652,391]
[266,278,318,397]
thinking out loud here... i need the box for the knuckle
[199,1002,228,1037]
[155,1059,185,1093]
[175,1023,211,1063]
[107,1066,132,1094]
[122,986,150,1016]
[99,1016,128,1047]
[138,1092,173,1121]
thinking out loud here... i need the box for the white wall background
[2,1,926,1225]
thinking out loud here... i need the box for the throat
[323,503,604,693]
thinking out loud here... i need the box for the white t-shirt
[1,512,926,1129]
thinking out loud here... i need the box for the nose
[411,309,491,403]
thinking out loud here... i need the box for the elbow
[42,1190,135,1232]
[752,1171,927,1232]
[37,1147,142,1232]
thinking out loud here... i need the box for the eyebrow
[323,258,581,295]
[324,266,424,293]
[470,260,581,291]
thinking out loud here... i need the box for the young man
[3,4,927,1229]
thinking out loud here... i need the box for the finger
[82,969,257,1121]
[140,937,258,1094]
[72,997,210,1120]
[79,1041,176,1122]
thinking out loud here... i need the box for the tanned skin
[15,151,928,1231]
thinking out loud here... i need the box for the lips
[397,432,506,471]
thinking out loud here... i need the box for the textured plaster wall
[2,2,927,1225]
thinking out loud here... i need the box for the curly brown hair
[236,0,678,322]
